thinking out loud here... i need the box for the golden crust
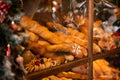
[20,16,64,44]
[46,44,72,52]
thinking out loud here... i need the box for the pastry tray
[25,48,120,80]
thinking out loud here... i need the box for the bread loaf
[20,16,64,44]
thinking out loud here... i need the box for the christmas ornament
[10,21,18,31]
[0,0,27,80]
[6,44,11,57]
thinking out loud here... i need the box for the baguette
[54,31,88,48]
[47,22,86,39]
[20,16,64,44]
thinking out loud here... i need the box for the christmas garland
[0,0,27,80]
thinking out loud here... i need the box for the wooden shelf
[25,48,120,80]
[25,57,89,80]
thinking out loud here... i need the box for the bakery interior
[0,0,120,80]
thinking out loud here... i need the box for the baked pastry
[20,16,64,44]
[93,20,102,28]
[93,43,101,54]
[93,61,104,77]
[24,40,46,56]
[71,43,88,58]
[74,15,88,27]
[43,52,65,65]
[93,27,105,41]
[95,59,112,77]
[71,59,119,79]
[93,59,120,78]
[25,57,63,73]
[47,22,86,39]
[54,31,88,48]
[46,44,73,52]
[80,20,104,40]
[25,30,39,42]
[57,71,88,80]
[98,36,116,50]
[42,75,73,80]
[21,50,35,65]
[64,55,74,61]
[71,64,88,74]
[46,22,68,33]
[46,43,87,59]
[67,28,86,39]
[37,40,50,46]
[79,25,88,36]
[69,36,88,48]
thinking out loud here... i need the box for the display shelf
[25,57,89,80]
[23,0,120,80]
[25,48,120,80]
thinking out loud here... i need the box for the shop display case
[21,0,120,80]
[0,0,120,80]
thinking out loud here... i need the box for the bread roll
[25,30,39,42]
[46,44,72,52]
[93,43,101,54]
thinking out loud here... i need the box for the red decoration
[71,52,76,57]
[0,0,10,23]
[113,31,120,36]
[0,0,10,15]
[110,45,115,50]
[10,21,18,31]
[35,61,40,66]
[6,44,11,57]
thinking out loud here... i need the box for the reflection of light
[52,7,56,13]
[52,1,57,6]
[11,21,15,24]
